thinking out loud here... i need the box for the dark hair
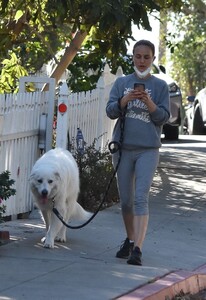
[133,40,155,56]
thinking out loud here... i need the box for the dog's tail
[72,202,92,221]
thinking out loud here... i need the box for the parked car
[184,88,206,135]
[152,65,183,140]
[182,95,195,134]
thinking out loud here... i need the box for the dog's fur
[29,148,91,248]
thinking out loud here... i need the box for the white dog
[29,148,91,248]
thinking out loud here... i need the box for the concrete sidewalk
[1,144,206,300]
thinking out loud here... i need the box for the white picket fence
[0,77,55,217]
[56,64,123,151]
[0,65,122,218]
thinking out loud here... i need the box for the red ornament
[58,103,67,114]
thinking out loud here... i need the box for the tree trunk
[158,10,167,65]
[46,30,88,89]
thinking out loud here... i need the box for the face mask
[134,65,152,79]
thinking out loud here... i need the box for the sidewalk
[1,143,206,300]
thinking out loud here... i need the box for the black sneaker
[127,246,142,265]
[116,238,134,259]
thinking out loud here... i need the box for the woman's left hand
[139,91,157,113]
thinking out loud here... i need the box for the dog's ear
[29,173,35,181]
[54,172,61,181]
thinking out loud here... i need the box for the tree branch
[43,30,88,90]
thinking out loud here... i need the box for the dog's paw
[55,236,66,243]
[43,243,54,249]
[43,237,54,248]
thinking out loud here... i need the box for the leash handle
[108,109,126,154]
[108,141,121,154]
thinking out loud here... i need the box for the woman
[106,40,170,265]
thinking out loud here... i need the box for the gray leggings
[113,148,159,216]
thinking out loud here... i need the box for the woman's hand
[120,90,156,113]
[140,91,156,113]
[120,90,142,108]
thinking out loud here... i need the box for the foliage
[0,0,184,93]
[0,171,16,222]
[164,0,206,101]
[74,139,119,212]
[0,52,28,93]
[67,46,134,92]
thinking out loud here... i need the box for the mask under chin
[134,66,152,79]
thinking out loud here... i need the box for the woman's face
[133,45,155,72]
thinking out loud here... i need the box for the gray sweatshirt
[106,73,170,149]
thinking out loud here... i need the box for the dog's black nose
[41,189,48,196]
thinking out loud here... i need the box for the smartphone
[134,83,145,91]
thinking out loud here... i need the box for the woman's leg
[122,211,134,241]
[113,149,135,241]
[133,149,159,250]
[133,214,149,249]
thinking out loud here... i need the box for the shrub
[0,171,16,222]
[74,140,119,212]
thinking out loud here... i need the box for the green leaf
[14,10,23,21]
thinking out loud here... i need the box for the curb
[115,264,206,300]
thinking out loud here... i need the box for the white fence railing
[0,77,55,217]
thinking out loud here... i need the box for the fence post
[96,73,106,150]
[116,66,124,78]
[56,81,69,149]
[0,115,3,135]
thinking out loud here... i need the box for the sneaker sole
[127,258,142,265]
[116,254,129,259]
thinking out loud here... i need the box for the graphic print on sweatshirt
[124,87,151,123]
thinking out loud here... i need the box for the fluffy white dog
[29,148,91,248]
